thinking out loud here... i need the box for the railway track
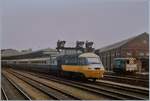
[105,72,149,80]
[121,75,148,80]
[1,88,8,100]
[103,75,149,87]
[1,74,31,100]
[5,70,81,100]
[95,80,148,96]
[9,69,149,100]
[2,70,58,100]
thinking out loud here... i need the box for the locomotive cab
[79,53,105,81]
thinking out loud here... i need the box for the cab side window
[78,58,86,65]
[127,60,129,64]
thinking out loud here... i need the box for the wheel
[80,74,87,81]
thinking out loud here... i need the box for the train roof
[79,52,99,58]
[2,48,58,60]
[5,57,50,61]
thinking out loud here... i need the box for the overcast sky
[1,0,149,51]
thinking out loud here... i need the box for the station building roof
[96,32,149,53]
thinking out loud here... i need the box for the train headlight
[88,67,95,70]
[100,67,105,70]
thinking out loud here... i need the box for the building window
[107,53,110,56]
[127,52,132,56]
[115,51,117,56]
[112,53,115,56]
[146,53,149,56]
[143,40,147,44]
[139,52,144,56]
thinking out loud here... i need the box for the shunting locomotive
[113,58,138,73]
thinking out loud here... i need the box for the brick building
[95,32,149,72]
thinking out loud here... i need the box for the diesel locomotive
[113,58,138,73]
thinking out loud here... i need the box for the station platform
[97,79,149,91]
[105,71,149,76]
[136,72,149,75]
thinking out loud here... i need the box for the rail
[10,69,149,100]
[103,75,149,87]
[7,70,80,100]
[1,87,8,100]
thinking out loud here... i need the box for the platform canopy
[2,48,58,60]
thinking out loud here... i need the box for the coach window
[70,57,75,65]
[54,59,57,65]
[51,59,56,65]
[65,59,69,64]
[43,61,45,64]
